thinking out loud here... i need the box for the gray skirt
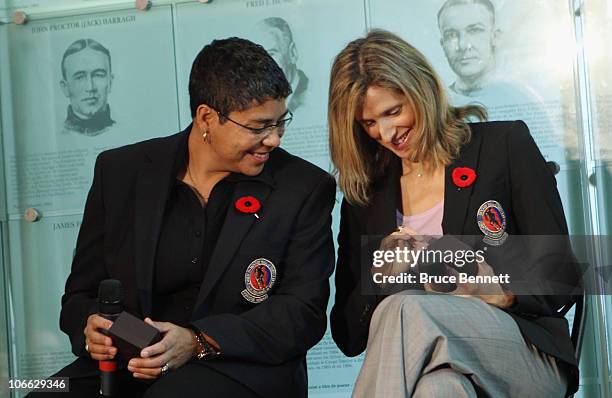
[353,292,567,398]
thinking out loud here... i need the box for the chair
[571,293,587,366]
[561,293,587,398]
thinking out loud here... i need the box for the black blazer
[58,126,336,398]
[330,121,581,395]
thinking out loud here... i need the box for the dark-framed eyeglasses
[215,108,293,136]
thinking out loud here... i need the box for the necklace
[186,163,209,201]
[402,165,423,178]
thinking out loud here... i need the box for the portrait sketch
[60,38,115,136]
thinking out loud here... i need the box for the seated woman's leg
[353,291,567,398]
[413,368,477,398]
[143,362,260,398]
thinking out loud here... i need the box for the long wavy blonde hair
[328,29,486,206]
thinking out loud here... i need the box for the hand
[378,226,427,252]
[83,314,117,361]
[423,261,515,309]
[376,227,429,277]
[127,318,197,380]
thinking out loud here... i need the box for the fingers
[423,282,435,293]
[85,315,113,344]
[397,226,426,243]
[84,314,116,360]
[140,338,168,360]
[132,371,159,380]
[476,260,495,276]
[144,317,171,333]
[128,355,169,379]
[396,226,418,236]
[88,344,117,361]
[129,326,172,379]
[87,314,114,332]
[129,323,196,379]
[140,319,173,358]
[129,354,168,372]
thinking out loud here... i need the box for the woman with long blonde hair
[329,29,579,397]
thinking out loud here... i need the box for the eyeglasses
[215,109,293,136]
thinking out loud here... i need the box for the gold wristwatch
[191,328,220,360]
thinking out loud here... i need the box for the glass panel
[2,5,179,218]
[594,163,612,388]
[371,0,578,166]
[0,228,9,398]
[584,0,612,393]
[583,0,612,164]
[0,0,128,22]
[175,0,365,174]
[6,214,81,397]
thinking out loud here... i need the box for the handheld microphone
[98,279,123,397]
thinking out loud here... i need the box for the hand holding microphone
[82,279,123,396]
[84,279,122,361]
[83,314,117,361]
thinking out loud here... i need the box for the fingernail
[141,350,149,357]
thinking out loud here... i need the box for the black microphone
[98,279,123,397]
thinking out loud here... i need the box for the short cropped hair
[61,39,111,80]
[437,0,496,26]
[188,37,292,118]
[259,17,295,47]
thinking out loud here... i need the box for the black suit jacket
[58,126,336,397]
[330,121,581,394]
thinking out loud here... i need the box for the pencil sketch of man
[253,17,309,112]
[60,38,115,136]
[438,0,500,97]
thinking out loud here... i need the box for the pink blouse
[398,200,444,237]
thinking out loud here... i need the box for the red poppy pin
[452,167,477,188]
[235,196,261,219]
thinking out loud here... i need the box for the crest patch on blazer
[242,258,277,303]
[477,200,508,246]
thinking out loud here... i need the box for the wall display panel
[175,0,365,174]
[583,0,612,385]
[1,6,179,218]
[0,229,9,398]
[370,0,587,234]
[594,165,612,382]
[5,215,81,395]
[583,0,612,164]
[370,0,579,166]
[0,0,127,22]
[174,1,366,395]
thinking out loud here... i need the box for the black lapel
[134,128,189,316]
[195,169,275,308]
[442,125,483,235]
[367,156,402,235]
